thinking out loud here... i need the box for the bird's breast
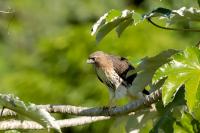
[95,67,130,99]
[95,67,122,90]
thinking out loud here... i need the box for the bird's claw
[102,105,116,110]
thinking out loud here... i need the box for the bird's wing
[110,56,149,95]
[97,74,103,83]
[110,56,136,85]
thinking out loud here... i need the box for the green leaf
[95,10,133,42]
[153,47,200,121]
[109,116,127,133]
[106,9,121,22]
[91,12,108,36]
[144,7,200,26]
[144,7,171,18]
[116,12,142,38]
[95,17,127,42]
[173,112,195,133]
[91,10,121,36]
[128,49,178,95]
[126,110,157,133]
[91,9,144,42]
[116,18,133,37]
[198,0,200,7]
[0,94,61,133]
[132,12,143,25]
[151,112,175,133]
[151,88,186,133]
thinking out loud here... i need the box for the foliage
[154,47,200,120]
[128,49,178,94]
[91,7,200,42]
[91,1,200,133]
[0,0,199,133]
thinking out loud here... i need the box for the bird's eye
[90,57,95,61]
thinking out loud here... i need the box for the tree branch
[1,89,161,117]
[40,89,161,116]
[0,89,161,130]
[0,116,110,130]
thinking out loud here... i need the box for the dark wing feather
[109,55,137,85]
[97,74,103,83]
[142,89,150,95]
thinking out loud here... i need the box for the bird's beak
[87,58,95,64]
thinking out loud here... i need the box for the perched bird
[87,51,149,106]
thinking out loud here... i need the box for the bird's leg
[102,95,116,110]
[127,91,142,101]
[108,91,117,109]
[127,91,154,109]
[108,97,116,108]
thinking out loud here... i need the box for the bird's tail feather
[142,89,150,95]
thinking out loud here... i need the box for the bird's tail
[142,89,150,95]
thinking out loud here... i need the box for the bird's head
[87,51,110,67]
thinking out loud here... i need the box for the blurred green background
[0,0,199,133]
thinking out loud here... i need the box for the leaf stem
[147,18,200,32]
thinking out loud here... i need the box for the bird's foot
[101,105,116,116]
[102,105,116,110]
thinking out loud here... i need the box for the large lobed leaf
[0,94,61,132]
[153,47,200,121]
[127,49,178,95]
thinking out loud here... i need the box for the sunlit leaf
[153,47,200,121]
[91,12,108,36]
[173,112,195,133]
[95,17,127,42]
[91,9,143,42]
[96,10,134,42]
[115,12,142,37]
[132,12,143,25]
[144,7,200,26]
[116,18,133,37]
[128,49,178,95]
[106,9,121,22]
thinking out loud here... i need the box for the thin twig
[0,11,12,14]
[147,18,200,32]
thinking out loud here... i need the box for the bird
[87,51,149,107]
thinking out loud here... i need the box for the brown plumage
[87,51,149,106]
